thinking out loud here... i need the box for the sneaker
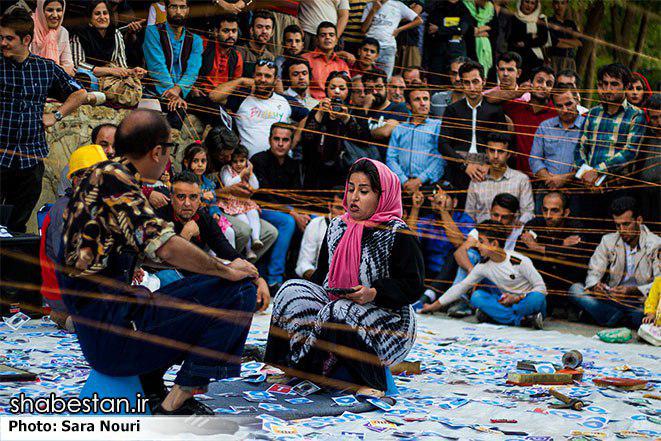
[252,239,264,251]
[447,300,473,318]
[532,312,544,330]
[245,249,258,262]
[51,311,75,333]
[475,309,490,323]
[153,398,215,416]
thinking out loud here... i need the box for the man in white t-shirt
[423,220,547,329]
[298,0,350,49]
[209,61,309,157]
[361,0,422,78]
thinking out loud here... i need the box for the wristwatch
[54,111,63,122]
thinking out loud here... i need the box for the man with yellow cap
[40,145,108,332]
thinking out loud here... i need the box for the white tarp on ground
[1,311,659,440]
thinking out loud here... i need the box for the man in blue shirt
[416,182,474,314]
[529,85,585,214]
[387,86,444,194]
[143,0,203,129]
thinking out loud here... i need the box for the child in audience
[181,142,233,235]
[219,145,263,261]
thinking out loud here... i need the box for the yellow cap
[67,144,108,179]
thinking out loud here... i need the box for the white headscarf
[515,0,551,60]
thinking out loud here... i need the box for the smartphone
[327,287,357,296]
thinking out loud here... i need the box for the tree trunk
[576,1,606,82]
[617,2,638,65]
[585,48,598,105]
[629,10,650,71]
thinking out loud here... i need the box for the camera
[331,98,344,113]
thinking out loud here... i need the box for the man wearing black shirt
[155,171,271,311]
[438,60,507,194]
[518,191,592,315]
[251,123,306,289]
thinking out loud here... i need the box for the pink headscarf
[32,0,64,63]
[327,158,403,295]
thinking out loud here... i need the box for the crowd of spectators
[1,0,659,336]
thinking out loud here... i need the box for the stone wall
[26,104,203,233]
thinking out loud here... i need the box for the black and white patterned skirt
[264,279,416,389]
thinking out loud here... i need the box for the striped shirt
[465,167,535,224]
[574,100,646,176]
[70,28,128,69]
[344,0,368,43]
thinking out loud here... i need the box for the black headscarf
[74,0,116,66]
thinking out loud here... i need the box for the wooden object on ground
[592,377,649,390]
[506,372,573,386]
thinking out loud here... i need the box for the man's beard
[255,83,275,98]
[372,92,386,108]
[169,15,185,26]
[220,38,236,47]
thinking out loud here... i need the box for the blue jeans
[470,288,547,326]
[155,269,184,287]
[59,272,256,389]
[75,68,100,91]
[569,283,644,328]
[377,45,397,78]
[260,209,296,285]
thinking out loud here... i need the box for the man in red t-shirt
[303,21,350,100]
[503,66,557,175]
[189,14,244,124]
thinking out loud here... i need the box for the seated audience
[264,158,424,395]
[303,21,350,100]
[530,85,584,213]
[275,24,305,79]
[202,126,278,259]
[302,70,370,190]
[430,56,468,118]
[58,123,116,196]
[295,187,345,279]
[41,144,108,332]
[416,182,475,310]
[189,13,243,125]
[555,69,589,114]
[153,170,270,310]
[361,0,422,78]
[569,197,660,328]
[424,220,547,329]
[71,0,146,89]
[218,145,262,261]
[209,60,308,158]
[349,37,380,78]
[236,9,275,78]
[252,123,306,289]
[386,86,444,194]
[282,58,319,110]
[143,0,203,129]
[465,132,534,223]
[502,65,557,174]
[439,60,507,192]
[519,191,592,314]
[180,142,224,221]
[387,74,406,104]
[361,69,410,159]
[31,0,74,76]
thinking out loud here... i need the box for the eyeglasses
[167,4,189,10]
[257,59,276,68]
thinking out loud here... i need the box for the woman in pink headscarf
[265,158,424,395]
[31,0,75,76]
